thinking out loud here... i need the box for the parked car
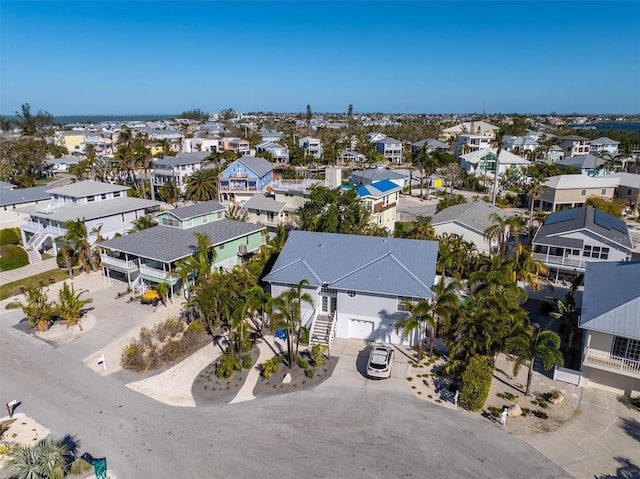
[140,288,161,306]
[366,344,394,379]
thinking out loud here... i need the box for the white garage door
[349,319,375,340]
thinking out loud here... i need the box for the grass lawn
[0,268,78,301]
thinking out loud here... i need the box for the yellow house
[55,131,85,152]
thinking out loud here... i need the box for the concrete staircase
[25,246,42,264]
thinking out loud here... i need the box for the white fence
[553,366,582,386]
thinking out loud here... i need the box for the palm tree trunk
[525,358,534,396]
[429,326,435,356]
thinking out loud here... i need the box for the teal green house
[99,201,265,296]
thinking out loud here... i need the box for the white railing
[584,348,640,376]
[35,202,63,214]
[44,224,66,237]
[139,264,178,282]
[26,229,48,248]
[21,220,45,232]
[327,311,338,349]
[532,252,587,269]
[100,254,137,270]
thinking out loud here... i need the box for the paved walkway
[0,257,60,284]
[229,335,280,404]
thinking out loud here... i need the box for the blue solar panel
[594,209,627,234]
[544,208,579,225]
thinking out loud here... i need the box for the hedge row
[0,244,29,271]
[459,355,495,411]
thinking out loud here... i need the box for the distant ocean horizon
[568,121,640,133]
[2,114,177,124]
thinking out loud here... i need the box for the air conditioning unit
[238,244,248,255]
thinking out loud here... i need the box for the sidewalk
[0,257,60,285]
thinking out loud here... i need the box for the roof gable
[225,156,273,178]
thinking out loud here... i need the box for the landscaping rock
[550,394,565,405]
[508,404,522,417]
[282,373,292,384]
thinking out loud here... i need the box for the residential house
[459,148,531,181]
[341,179,402,232]
[19,181,163,263]
[0,185,52,228]
[269,178,322,226]
[181,138,220,154]
[366,132,386,142]
[255,141,289,164]
[338,150,367,165]
[349,167,409,189]
[431,201,510,255]
[559,135,590,158]
[54,130,86,153]
[260,131,285,142]
[222,137,251,156]
[606,172,640,214]
[100,201,265,296]
[298,136,323,158]
[219,156,274,204]
[243,193,287,228]
[375,137,403,163]
[263,231,438,349]
[152,151,210,193]
[538,175,619,211]
[410,139,449,156]
[579,261,640,396]
[531,206,633,278]
[441,121,499,141]
[589,137,619,157]
[453,134,492,158]
[557,154,610,176]
[545,145,564,164]
[503,135,540,153]
[46,156,82,174]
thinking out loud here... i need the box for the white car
[366,344,394,379]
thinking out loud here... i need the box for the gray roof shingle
[431,201,509,235]
[22,197,163,222]
[166,201,225,220]
[0,185,52,207]
[47,181,127,197]
[235,156,274,178]
[243,194,286,213]
[99,219,265,263]
[154,152,210,167]
[263,231,438,299]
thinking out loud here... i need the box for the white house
[454,134,492,158]
[152,151,210,193]
[459,148,531,179]
[19,181,163,263]
[589,137,619,157]
[264,231,439,349]
[579,261,640,397]
[375,137,403,163]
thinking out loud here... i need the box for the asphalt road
[0,310,568,479]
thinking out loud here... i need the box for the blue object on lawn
[275,328,287,340]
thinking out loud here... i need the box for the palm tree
[7,437,69,479]
[63,218,94,272]
[490,130,505,206]
[225,204,247,222]
[484,212,520,259]
[158,180,179,206]
[395,299,432,360]
[55,282,93,330]
[128,214,158,233]
[550,298,578,350]
[505,325,564,396]
[270,279,313,366]
[512,244,549,292]
[192,232,217,281]
[526,169,546,237]
[428,278,462,354]
[155,282,170,307]
[185,167,219,202]
[20,285,55,331]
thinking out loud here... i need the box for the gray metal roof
[589,137,620,146]
[47,181,127,197]
[22,197,163,222]
[377,137,401,145]
[580,261,640,338]
[532,206,633,250]
[234,156,273,178]
[154,152,210,167]
[349,168,406,183]
[431,201,509,236]
[99,219,265,263]
[557,154,605,169]
[263,231,438,299]
[0,185,52,207]
[0,181,15,189]
[166,201,225,220]
[243,193,286,213]
[605,172,640,189]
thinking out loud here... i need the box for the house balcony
[219,184,258,192]
[532,252,587,270]
[100,254,138,273]
[583,348,640,378]
[373,202,397,213]
[21,221,67,238]
[139,264,179,284]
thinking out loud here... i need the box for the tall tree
[490,130,505,206]
[128,215,158,233]
[505,325,564,396]
[395,299,432,360]
[484,212,520,259]
[55,282,93,330]
[158,180,179,206]
[64,218,94,272]
[185,167,219,202]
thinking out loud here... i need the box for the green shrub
[521,407,530,416]
[296,356,309,370]
[499,391,517,401]
[0,228,20,246]
[311,344,326,366]
[304,367,315,378]
[242,354,252,369]
[533,410,549,419]
[538,398,548,408]
[298,326,309,345]
[261,355,283,379]
[216,353,241,378]
[631,396,640,408]
[0,245,29,270]
[488,406,503,418]
[549,389,562,400]
[120,340,146,371]
[459,355,494,411]
[70,458,93,475]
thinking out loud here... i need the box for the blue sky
[1,1,639,115]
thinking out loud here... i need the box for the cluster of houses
[2,117,640,398]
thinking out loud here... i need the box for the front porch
[583,347,640,378]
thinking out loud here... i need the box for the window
[628,188,633,196]
[601,189,607,195]
[218,244,224,250]
[185,219,193,228]
[611,337,640,362]
[87,196,95,202]
[202,215,208,224]
[101,194,107,200]
[580,189,586,197]
[397,296,417,312]
[113,192,121,198]
[217,212,222,219]
[121,213,125,222]
[347,291,357,297]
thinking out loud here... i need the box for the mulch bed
[191,345,261,406]
[252,352,339,399]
